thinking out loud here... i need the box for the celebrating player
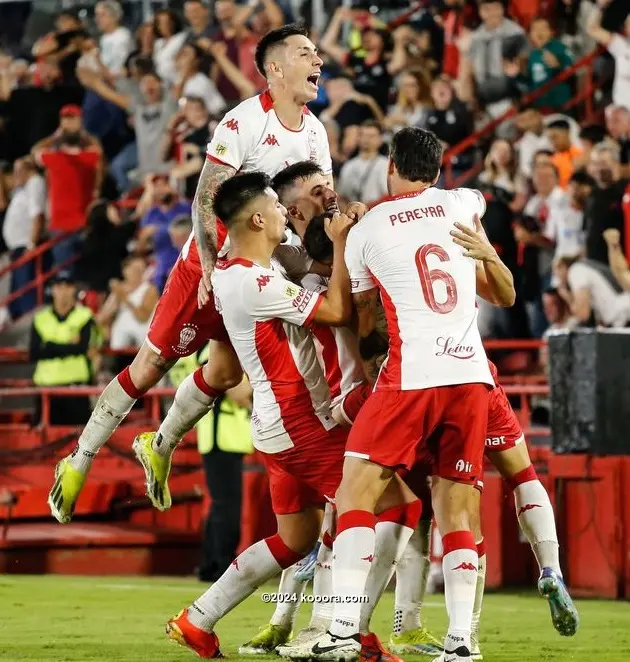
[47,24,332,524]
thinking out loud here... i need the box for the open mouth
[307,73,320,88]
[325,198,339,213]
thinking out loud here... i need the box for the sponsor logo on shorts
[214,143,228,156]
[455,459,473,473]
[435,336,475,360]
[485,435,506,447]
[173,324,198,355]
[292,288,314,313]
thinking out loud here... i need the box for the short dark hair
[579,124,607,145]
[569,171,596,188]
[547,119,570,131]
[390,127,442,183]
[303,213,333,263]
[254,23,309,77]
[153,9,184,38]
[213,171,271,227]
[361,119,383,133]
[272,161,323,203]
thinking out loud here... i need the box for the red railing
[442,47,604,189]
[0,232,80,315]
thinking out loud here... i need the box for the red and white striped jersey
[345,187,494,392]
[301,273,365,407]
[211,258,336,453]
[182,91,331,271]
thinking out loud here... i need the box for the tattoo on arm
[193,161,236,275]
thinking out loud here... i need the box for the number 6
[415,244,458,314]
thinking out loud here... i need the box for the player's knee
[491,441,531,481]
[432,477,479,535]
[276,512,321,555]
[202,348,243,392]
[335,457,392,515]
[129,345,174,392]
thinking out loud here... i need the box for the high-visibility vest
[32,305,95,386]
[170,347,253,455]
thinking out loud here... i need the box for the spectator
[384,69,431,135]
[546,119,583,188]
[134,21,156,59]
[2,157,46,319]
[478,138,527,211]
[30,271,98,425]
[578,123,608,165]
[198,39,259,101]
[79,200,136,294]
[522,17,574,110]
[32,105,103,270]
[321,7,394,110]
[169,214,194,251]
[94,0,134,78]
[440,0,474,79]
[555,254,630,327]
[137,175,191,292]
[605,105,630,176]
[588,9,630,111]
[515,107,553,179]
[426,76,475,180]
[389,24,440,79]
[153,9,188,86]
[337,120,388,206]
[603,227,630,291]
[167,97,211,199]
[584,142,627,265]
[173,43,226,117]
[460,0,528,117]
[97,255,158,350]
[320,76,381,162]
[542,287,576,332]
[207,0,268,101]
[78,69,178,181]
[184,0,214,42]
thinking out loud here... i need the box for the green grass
[0,575,628,661]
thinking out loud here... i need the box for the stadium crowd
[0,0,630,349]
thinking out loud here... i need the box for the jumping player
[47,24,332,523]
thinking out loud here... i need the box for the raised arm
[603,228,630,291]
[587,8,613,47]
[321,7,350,66]
[194,159,237,302]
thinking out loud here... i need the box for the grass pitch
[0,575,628,661]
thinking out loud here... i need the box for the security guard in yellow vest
[30,270,98,425]
[170,344,253,582]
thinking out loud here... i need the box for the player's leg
[167,507,323,658]
[48,342,174,523]
[468,487,485,662]
[431,383,489,662]
[489,443,579,636]
[389,468,442,656]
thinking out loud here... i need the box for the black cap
[51,270,75,285]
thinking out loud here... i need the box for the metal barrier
[442,48,603,189]
[0,232,80,315]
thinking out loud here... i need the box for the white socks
[514,477,561,575]
[442,531,478,653]
[393,518,432,635]
[188,535,302,632]
[69,370,138,473]
[153,369,216,458]
[309,534,334,630]
[269,562,306,630]
[329,511,376,638]
[471,541,486,647]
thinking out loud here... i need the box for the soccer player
[47,24,332,524]
[165,172,417,661]
[307,127,495,662]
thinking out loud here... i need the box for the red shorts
[262,426,347,515]
[336,381,372,425]
[346,384,490,485]
[484,382,524,453]
[146,257,229,360]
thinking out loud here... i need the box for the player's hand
[325,212,354,244]
[198,275,212,309]
[450,215,498,262]
[603,227,621,247]
[345,201,368,222]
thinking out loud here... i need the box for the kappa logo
[263,134,279,146]
[175,324,198,354]
[518,503,542,516]
[453,562,476,571]
[224,118,239,133]
[257,274,272,291]
[361,555,374,563]
[231,558,239,570]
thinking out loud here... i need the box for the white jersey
[212,258,336,453]
[301,273,365,406]
[345,187,494,392]
[183,91,331,269]
[206,91,332,177]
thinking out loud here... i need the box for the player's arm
[193,159,237,300]
[587,8,613,47]
[451,214,516,307]
[312,213,354,326]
